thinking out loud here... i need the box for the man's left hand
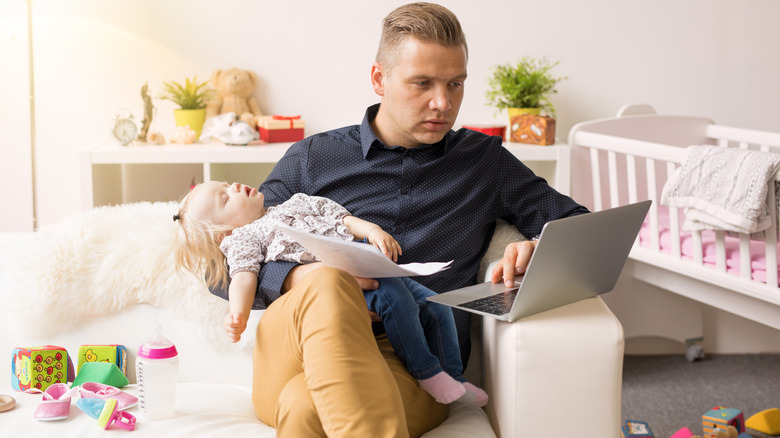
[490,240,538,287]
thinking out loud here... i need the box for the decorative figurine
[138,82,154,143]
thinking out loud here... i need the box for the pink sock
[418,371,466,404]
[459,382,489,407]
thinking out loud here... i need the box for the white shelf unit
[81,141,570,209]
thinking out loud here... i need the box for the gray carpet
[622,354,780,438]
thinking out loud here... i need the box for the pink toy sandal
[79,382,138,410]
[32,383,79,421]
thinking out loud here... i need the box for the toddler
[173,181,488,406]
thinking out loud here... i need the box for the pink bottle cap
[137,325,178,359]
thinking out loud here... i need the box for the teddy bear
[206,68,263,129]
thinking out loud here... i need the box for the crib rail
[574,127,780,294]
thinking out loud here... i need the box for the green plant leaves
[160,76,212,110]
[485,57,566,116]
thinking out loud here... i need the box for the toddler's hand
[367,228,402,261]
[224,312,247,343]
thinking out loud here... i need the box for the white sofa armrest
[477,223,624,438]
[482,296,624,438]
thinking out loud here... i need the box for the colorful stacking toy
[702,407,745,436]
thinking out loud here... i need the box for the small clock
[111,111,138,146]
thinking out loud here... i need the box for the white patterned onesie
[220,193,354,278]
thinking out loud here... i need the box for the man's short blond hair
[375,2,468,71]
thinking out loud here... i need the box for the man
[210,3,588,437]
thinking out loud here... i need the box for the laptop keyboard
[459,290,518,315]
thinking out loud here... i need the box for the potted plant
[486,56,566,116]
[160,76,212,140]
[485,57,566,144]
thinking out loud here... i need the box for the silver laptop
[427,200,651,322]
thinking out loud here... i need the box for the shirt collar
[359,104,454,159]
[359,104,381,158]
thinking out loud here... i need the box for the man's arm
[492,146,589,286]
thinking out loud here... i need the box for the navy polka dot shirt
[209,104,588,357]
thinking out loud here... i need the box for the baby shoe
[79,382,137,410]
[33,383,79,421]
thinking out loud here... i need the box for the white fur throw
[5,202,232,347]
[4,203,522,350]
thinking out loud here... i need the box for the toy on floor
[703,407,745,436]
[673,425,744,438]
[621,419,654,437]
[670,426,698,438]
[746,408,780,435]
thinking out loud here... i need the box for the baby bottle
[135,325,179,420]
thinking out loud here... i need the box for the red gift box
[462,124,506,141]
[257,115,305,143]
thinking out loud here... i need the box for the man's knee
[296,267,366,309]
[275,373,325,437]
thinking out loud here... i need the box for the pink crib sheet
[638,207,780,286]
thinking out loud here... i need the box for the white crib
[569,105,780,351]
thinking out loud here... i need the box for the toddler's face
[189,181,265,228]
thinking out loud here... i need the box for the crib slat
[766,181,778,287]
[627,154,638,204]
[646,158,660,252]
[590,148,602,211]
[715,230,726,272]
[608,151,619,208]
[692,230,703,265]
[666,162,681,258]
[739,235,751,280]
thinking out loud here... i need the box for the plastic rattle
[76,398,136,431]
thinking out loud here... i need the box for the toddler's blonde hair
[173,190,235,289]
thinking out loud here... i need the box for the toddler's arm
[225,271,257,343]
[343,215,402,261]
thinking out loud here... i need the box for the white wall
[2,0,779,230]
[0,1,34,231]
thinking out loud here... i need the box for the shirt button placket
[394,150,414,238]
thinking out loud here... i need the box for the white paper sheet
[274,221,452,278]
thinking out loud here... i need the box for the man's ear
[370,62,385,97]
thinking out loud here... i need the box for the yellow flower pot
[507,107,541,121]
[173,108,207,140]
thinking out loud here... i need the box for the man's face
[371,38,468,148]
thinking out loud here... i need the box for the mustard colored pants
[251,267,449,437]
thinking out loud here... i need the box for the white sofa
[0,203,624,437]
